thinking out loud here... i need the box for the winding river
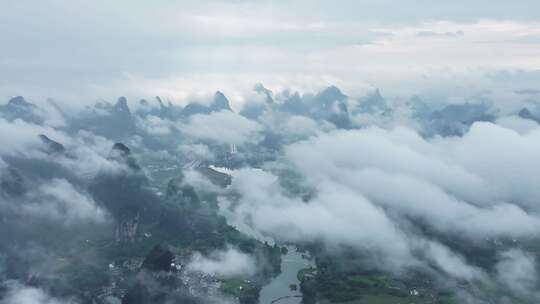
[258,246,315,304]
[210,166,316,304]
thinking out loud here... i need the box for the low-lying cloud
[496,249,539,299]
[0,281,75,304]
[1,178,108,226]
[181,111,263,145]
[187,247,256,278]
[219,121,540,283]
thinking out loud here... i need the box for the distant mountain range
[4,85,536,143]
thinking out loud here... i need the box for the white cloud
[136,115,174,135]
[182,169,223,194]
[442,122,540,209]
[282,116,319,137]
[181,110,262,145]
[187,247,256,278]
[219,121,540,278]
[424,242,485,281]
[0,119,68,156]
[49,130,127,179]
[178,143,215,161]
[220,168,414,271]
[20,179,108,225]
[496,115,539,134]
[0,281,74,304]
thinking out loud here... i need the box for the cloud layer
[219,121,540,285]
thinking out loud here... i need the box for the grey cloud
[496,249,539,300]
[515,89,540,95]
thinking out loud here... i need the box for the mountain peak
[518,107,540,123]
[1,96,43,124]
[211,91,232,112]
[366,88,384,103]
[7,96,35,108]
[155,96,167,109]
[317,86,347,102]
[355,88,388,114]
[254,83,274,103]
[39,134,65,154]
[114,97,131,114]
[112,142,131,156]
[110,143,141,171]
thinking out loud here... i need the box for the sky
[1,0,540,106]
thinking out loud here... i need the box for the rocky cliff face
[90,143,160,244]
[38,134,65,155]
[141,244,175,272]
[115,212,140,243]
[209,91,232,112]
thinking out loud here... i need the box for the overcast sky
[1,0,539,105]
